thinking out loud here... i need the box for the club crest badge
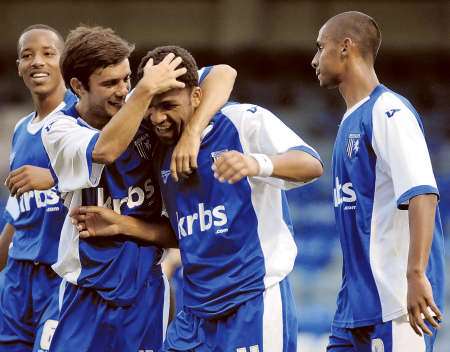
[346,133,361,158]
[161,170,171,184]
[134,134,152,160]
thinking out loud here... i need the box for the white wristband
[250,153,274,177]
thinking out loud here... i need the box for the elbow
[214,64,237,82]
[92,146,120,165]
[302,159,324,182]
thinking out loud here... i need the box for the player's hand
[407,272,442,336]
[170,126,201,182]
[70,206,122,238]
[139,53,187,96]
[212,151,259,184]
[4,165,54,197]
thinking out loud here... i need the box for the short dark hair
[328,11,382,62]
[61,25,134,90]
[17,24,64,56]
[137,45,198,87]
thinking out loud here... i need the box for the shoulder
[372,88,419,122]
[41,111,79,136]
[13,112,34,134]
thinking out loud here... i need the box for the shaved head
[324,11,381,62]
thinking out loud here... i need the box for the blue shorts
[49,274,169,352]
[0,258,61,352]
[327,315,437,352]
[163,277,297,352]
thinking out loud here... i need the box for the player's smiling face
[148,87,201,145]
[311,24,344,88]
[81,59,131,123]
[17,29,63,97]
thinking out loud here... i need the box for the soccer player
[71,45,324,351]
[40,27,235,352]
[0,24,77,352]
[311,11,445,351]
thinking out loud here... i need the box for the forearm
[270,150,323,182]
[0,224,14,271]
[93,86,154,164]
[407,194,437,277]
[188,65,236,134]
[118,215,178,248]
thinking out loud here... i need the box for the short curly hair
[17,24,64,56]
[137,45,198,88]
[61,25,134,91]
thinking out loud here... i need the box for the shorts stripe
[263,281,283,351]
[162,273,170,340]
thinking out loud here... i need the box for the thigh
[0,259,34,351]
[32,265,61,352]
[349,316,430,352]
[48,283,117,352]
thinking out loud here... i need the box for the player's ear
[191,87,202,109]
[70,78,85,97]
[342,38,352,57]
[16,59,22,77]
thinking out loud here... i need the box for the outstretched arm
[70,206,178,248]
[170,65,237,181]
[407,194,442,336]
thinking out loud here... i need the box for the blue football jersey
[2,90,77,264]
[332,84,445,328]
[158,103,321,319]
[41,102,164,306]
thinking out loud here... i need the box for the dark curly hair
[61,25,134,91]
[137,45,198,88]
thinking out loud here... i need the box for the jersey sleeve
[41,113,104,193]
[228,104,322,190]
[198,66,212,85]
[371,93,438,209]
[3,196,19,224]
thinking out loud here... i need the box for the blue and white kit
[41,68,211,352]
[0,91,76,352]
[159,103,322,351]
[329,84,445,351]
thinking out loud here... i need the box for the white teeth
[32,73,48,78]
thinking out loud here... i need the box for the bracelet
[249,153,274,177]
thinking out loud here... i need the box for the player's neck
[75,102,109,130]
[339,62,379,111]
[32,84,66,122]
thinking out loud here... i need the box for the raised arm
[70,206,178,248]
[93,53,187,164]
[170,64,237,181]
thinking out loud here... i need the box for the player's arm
[371,95,442,336]
[70,206,178,248]
[93,54,187,164]
[407,194,441,336]
[213,106,323,185]
[0,223,14,271]
[170,65,237,181]
[213,149,322,185]
[5,165,54,196]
